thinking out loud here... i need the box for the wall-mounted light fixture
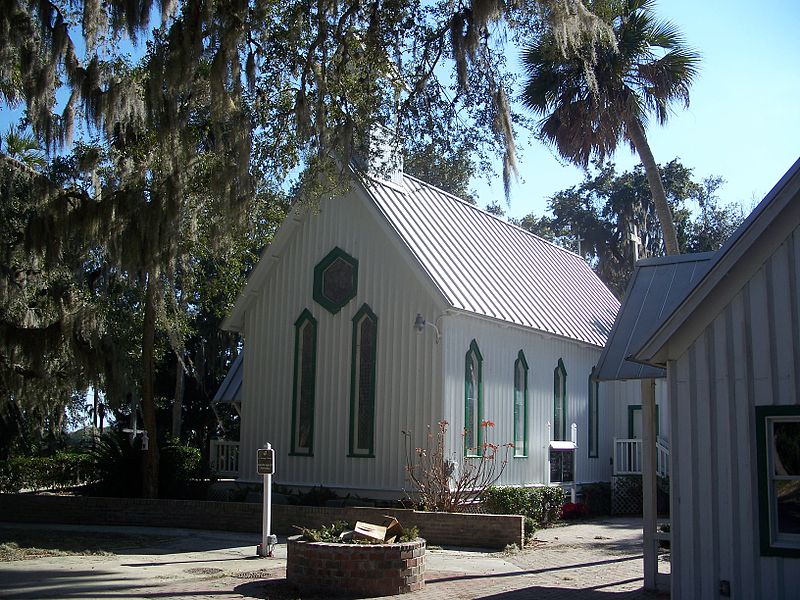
[414,313,440,344]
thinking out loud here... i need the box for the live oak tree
[1,0,623,495]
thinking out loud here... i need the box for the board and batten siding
[439,312,614,486]
[238,188,446,493]
[668,223,800,599]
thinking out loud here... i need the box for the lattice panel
[611,475,643,515]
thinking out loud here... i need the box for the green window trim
[756,405,800,557]
[627,405,660,439]
[588,367,599,458]
[513,350,528,457]
[464,339,483,457]
[348,303,377,458]
[290,309,317,456]
[313,247,359,315]
[553,358,567,441]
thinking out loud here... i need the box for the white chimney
[355,124,404,187]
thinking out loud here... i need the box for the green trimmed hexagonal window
[313,247,358,314]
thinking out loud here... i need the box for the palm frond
[521,0,699,164]
[648,19,687,50]
[1,125,47,169]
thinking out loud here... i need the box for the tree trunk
[141,272,160,498]
[172,354,184,439]
[92,383,99,447]
[625,118,681,256]
[92,383,99,429]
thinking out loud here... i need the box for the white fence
[210,440,240,478]
[613,438,670,478]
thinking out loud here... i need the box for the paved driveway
[0,518,669,599]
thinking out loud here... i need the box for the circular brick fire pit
[286,536,425,597]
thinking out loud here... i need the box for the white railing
[657,439,670,479]
[210,440,240,478]
[613,438,670,478]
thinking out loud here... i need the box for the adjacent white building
[217,160,643,496]
[631,158,800,598]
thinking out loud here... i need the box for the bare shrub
[403,420,512,512]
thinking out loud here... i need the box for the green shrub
[296,485,339,506]
[399,526,420,543]
[159,441,202,499]
[297,521,420,544]
[87,433,202,499]
[481,486,531,516]
[0,433,203,498]
[0,451,94,493]
[581,482,612,516]
[531,486,566,526]
[481,485,567,528]
[87,432,142,497]
[524,516,537,537]
[298,520,351,542]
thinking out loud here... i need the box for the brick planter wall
[0,494,523,549]
[286,536,425,597]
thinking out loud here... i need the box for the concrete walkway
[0,518,669,599]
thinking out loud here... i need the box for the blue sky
[479,0,800,219]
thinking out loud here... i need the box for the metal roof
[212,353,243,403]
[594,252,715,381]
[635,156,800,365]
[362,174,620,348]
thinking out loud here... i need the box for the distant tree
[404,140,478,203]
[521,0,700,255]
[515,160,744,297]
[684,176,745,253]
[485,201,506,216]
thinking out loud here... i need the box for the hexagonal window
[313,247,358,314]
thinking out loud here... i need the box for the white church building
[212,158,662,497]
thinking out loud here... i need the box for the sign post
[256,444,277,557]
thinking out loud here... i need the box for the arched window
[291,309,317,455]
[349,304,377,457]
[514,350,528,457]
[553,359,567,441]
[588,366,599,458]
[465,340,483,456]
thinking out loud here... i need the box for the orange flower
[480,420,495,428]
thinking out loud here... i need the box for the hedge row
[481,485,567,534]
[0,434,203,497]
[0,452,94,493]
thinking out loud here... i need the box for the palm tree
[1,125,46,170]
[521,0,699,255]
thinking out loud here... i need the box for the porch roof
[594,252,715,381]
[212,353,243,403]
[635,156,800,365]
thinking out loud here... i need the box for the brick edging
[287,536,425,596]
[0,494,523,549]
